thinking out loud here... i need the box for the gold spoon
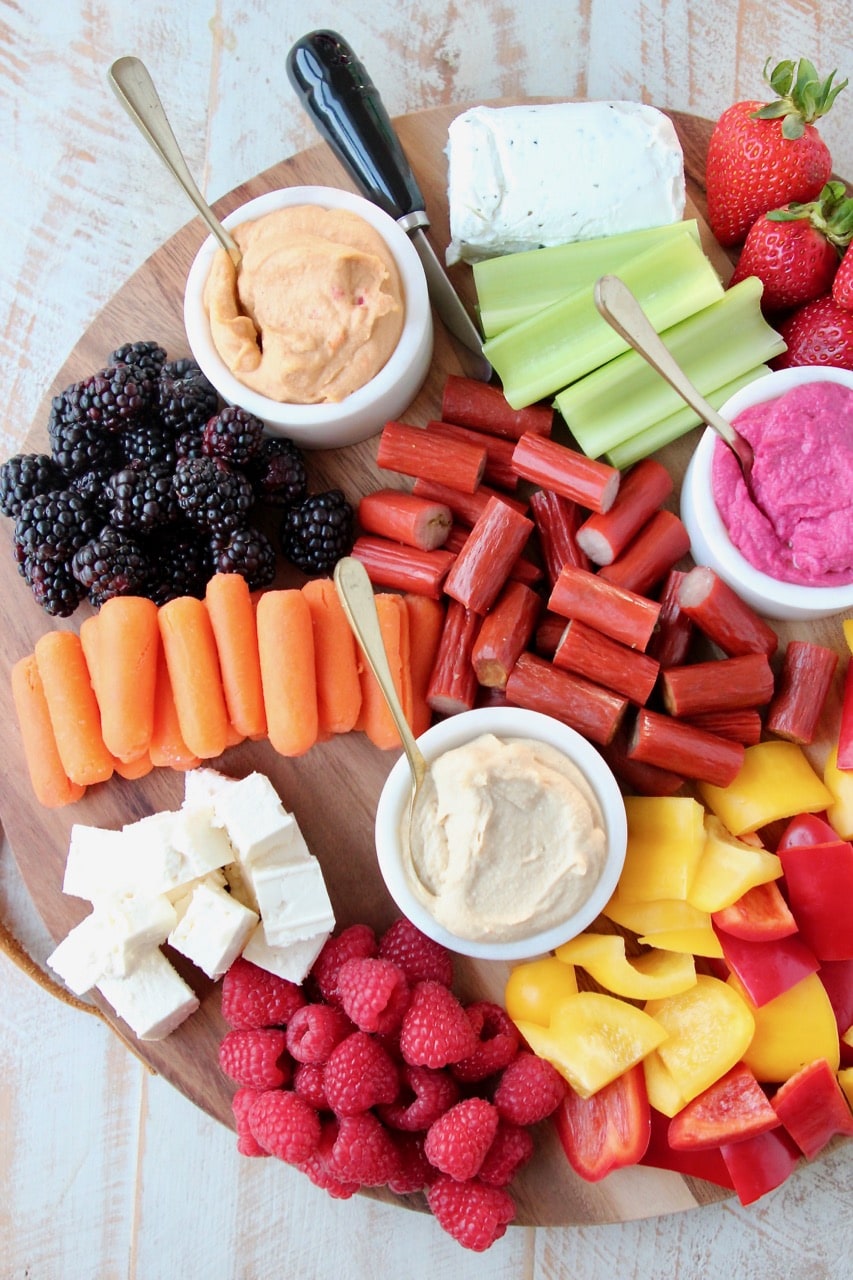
[108,55,242,269]
[593,274,756,477]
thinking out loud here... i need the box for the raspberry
[231,1087,269,1158]
[399,981,478,1069]
[378,917,454,987]
[323,1030,400,1116]
[329,1112,401,1187]
[292,1061,329,1112]
[477,1119,534,1187]
[336,956,410,1036]
[220,956,306,1030]
[386,1132,437,1196]
[451,1002,521,1083]
[378,1062,460,1132]
[426,1175,516,1252]
[218,1027,291,1090]
[285,1002,353,1064]
[424,1097,499,1181]
[309,924,378,1005]
[298,1120,360,1199]
[248,1089,322,1165]
[493,1050,567,1126]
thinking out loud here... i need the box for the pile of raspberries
[217,918,567,1253]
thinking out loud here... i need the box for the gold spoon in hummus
[109,56,242,269]
[594,274,756,477]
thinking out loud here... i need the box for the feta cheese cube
[167,880,258,979]
[242,923,329,984]
[212,772,301,864]
[62,824,133,902]
[97,949,199,1040]
[47,893,178,995]
[171,803,235,878]
[251,858,335,948]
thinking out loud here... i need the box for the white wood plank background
[1,2,852,1275]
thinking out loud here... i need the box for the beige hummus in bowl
[375,706,627,961]
[184,186,432,448]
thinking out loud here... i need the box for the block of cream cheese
[445,101,686,264]
[97,948,200,1040]
[168,879,258,979]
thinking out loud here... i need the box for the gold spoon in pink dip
[594,274,756,477]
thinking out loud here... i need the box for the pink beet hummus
[712,380,853,587]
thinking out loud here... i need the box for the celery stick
[483,233,724,409]
[604,367,773,469]
[555,278,787,457]
[474,220,702,337]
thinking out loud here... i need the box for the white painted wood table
[2,3,852,1276]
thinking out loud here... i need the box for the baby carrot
[356,592,413,750]
[302,576,362,736]
[97,596,160,763]
[80,614,161,777]
[158,595,231,761]
[34,630,114,786]
[149,642,202,771]
[113,752,154,780]
[205,572,267,741]
[404,593,445,737]
[11,654,86,807]
[256,588,318,757]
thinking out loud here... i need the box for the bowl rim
[686,365,853,607]
[183,184,432,428]
[374,705,628,961]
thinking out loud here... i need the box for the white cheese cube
[47,893,178,995]
[212,772,299,865]
[242,923,329,984]
[168,870,228,920]
[183,766,238,811]
[445,101,686,264]
[62,824,133,902]
[47,912,112,995]
[167,880,258,979]
[223,860,260,913]
[171,804,235,878]
[251,858,335,948]
[121,811,192,896]
[97,949,199,1040]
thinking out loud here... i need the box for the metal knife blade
[286,29,491,382]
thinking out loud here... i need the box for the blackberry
[173,455,254,535]
[157,358,219,434]
[23,556,86,617]
[48,413,122,478]
[279,489,354,574]
[174,426,206,461]
[121,419,178,470]
[105,459,181,532]
[108,341,168,406]
[13,488,100,564]
[0,453,65,518]
[71,525,151,607]
[69,463,117,515]
[202,406,265,467]
[248,436,308,507]
[48,365,146,436]
[144,523,211,604]
[210,525,277,591]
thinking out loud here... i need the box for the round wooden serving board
[0,104,850,1226]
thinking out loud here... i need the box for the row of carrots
[11,573,446,808]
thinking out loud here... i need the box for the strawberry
[832,244,853,310]
[772,294,853,370]
[730,181,853,314]
[706,58,846,247]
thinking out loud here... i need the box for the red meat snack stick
[627,707,745,788]
[426,600,480,715]
[357,489,453,551]
[684,708,763,746]
[548,564,661,651]
[444,525,542,587]
[424,420,520,492]
[511,432,621,513]
[529,488,591,585]
[505,650,628,745]
[576,458,674,565]
[647,569,694,668]
[601,722,685,797]
[471,580,543,689]
[351,536,455,599]
[553,618,660,706]
[765,640,839,745]
[441,372,553,439]
[676,566,779,657]
[377,420,487,493]
[660,652,776,718]
[598,509,691,597]
[535,610,569,659]
[443,496,535,614]
[412,476,528,526]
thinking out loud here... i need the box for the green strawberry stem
[765,181,853,251]
[751,57,847,139]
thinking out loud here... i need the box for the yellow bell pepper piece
[513,991,668,1098]
[843,1025,853,1050]
[554,932,696,1000]
[686,815,783,912]
[700,740,833,835]
[504,955,578,1027]
[839,1067,853,1111]
[638,926,724,959]
[824,745,853,840]
[728,971,840,1083]
[643,1048,688,1117]
[617,795,706,902]
[843,619,853,655]
[602,890,710,935]
[644,975,754,1106]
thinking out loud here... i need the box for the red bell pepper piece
[720,1126,801,1205]
[667,1063,780,1151]
[776,812,839,851]
[713,924,820,1006]
[640,1107,735,1189]
[553,1063,651,1182]
[778,840,853,960]
[819,958,853,1067]
[771,1057,853,1158]
[711,880,798,942]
